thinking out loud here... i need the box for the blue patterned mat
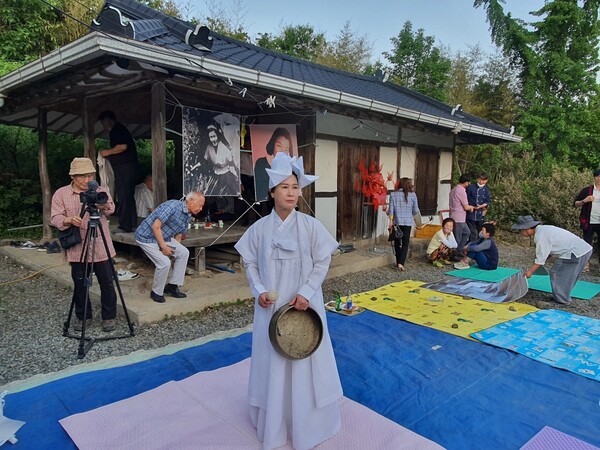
[472,309,600,382]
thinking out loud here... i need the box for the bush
[483,152,591,235]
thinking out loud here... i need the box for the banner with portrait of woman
[249,124,298,201]
[182,107,241,196]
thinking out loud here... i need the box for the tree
[0,0,64,64]
[475,0,600,167]
[257,24,326,61]
[383,21,452,101]
[314,22,373,73]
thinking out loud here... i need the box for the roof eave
[0,32,521,143]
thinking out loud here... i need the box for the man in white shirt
[134,174,154,221]
[512,215,592,305]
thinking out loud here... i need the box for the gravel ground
[1,239,599,386]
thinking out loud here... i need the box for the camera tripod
[62,204,135,359]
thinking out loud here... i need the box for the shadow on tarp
[5,311,600,450]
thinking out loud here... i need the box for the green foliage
[314,22,373,73]
[257,25,326,61]
[383,21,452,101]
[0,0,63,61]
[475,0,600,168]
[473,150,591,235]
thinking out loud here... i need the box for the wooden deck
[109,223,248,271]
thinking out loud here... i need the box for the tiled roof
[94,0,511,136]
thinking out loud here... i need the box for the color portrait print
[249,124,298,201]
[182,107,241,196]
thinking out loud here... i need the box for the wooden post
[81,97,96,161]
[151,82,167,205]
[38,109,53,240]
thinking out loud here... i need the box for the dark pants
[582,223,600,263]
[70,259,117,320]
[393,225,412,265]
[112,162,139,232]
[467,250,496,270]
[467,219,484,242]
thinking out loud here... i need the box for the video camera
[79,180,108,206]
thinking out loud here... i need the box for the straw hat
[266,153,318,189]
[69,157,96,176]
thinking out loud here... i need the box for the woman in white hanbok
[235,153,342,450]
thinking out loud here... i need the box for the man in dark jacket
[464,222,498,270]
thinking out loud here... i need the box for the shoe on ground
[73,318,92,332]
[46,241,61,254]
[37,242,50,252]
[453,261,470,270]
[19,241,38,249]
[164,283,187,298]
[150,291,166,303]
[117,269,140,281]
[102,319,116,332]
[432,260,444,268]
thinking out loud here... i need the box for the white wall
[379,146,397,188]
[399,146,417,179]
[314,138,338,240]
[315,198,338,240]
[314,139,338,192]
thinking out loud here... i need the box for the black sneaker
[46,241,61,254]
[164,283,187,298]
[150,291,166,303]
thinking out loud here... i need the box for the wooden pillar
[38,109,52,239]
[151,82,167,205]
[81,97,96,161]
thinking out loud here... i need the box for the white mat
[60,358,443,449]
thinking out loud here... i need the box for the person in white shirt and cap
[512,215,592,305]
[234,152,342,450]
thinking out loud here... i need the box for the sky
[206,0,547,59]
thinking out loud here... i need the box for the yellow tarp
[348,280,538,340]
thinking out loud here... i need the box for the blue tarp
[6,311,600,450]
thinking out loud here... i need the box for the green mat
[447,266,520,282]
[527,275,600,300]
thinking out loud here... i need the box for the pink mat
[520,426,600,450]
[60,358,443,449]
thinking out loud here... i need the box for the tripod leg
[98,224,136,336]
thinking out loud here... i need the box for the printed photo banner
[249,124,298,201]
[182,107,241,197]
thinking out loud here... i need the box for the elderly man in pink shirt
[449,174,475,269]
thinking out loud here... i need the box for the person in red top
[50,157,118,332]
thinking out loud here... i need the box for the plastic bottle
[335,292,342,311]
[346,291,353,310]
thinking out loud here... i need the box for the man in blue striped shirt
[135,192,205,303]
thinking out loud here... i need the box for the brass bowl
[268,304,323,360]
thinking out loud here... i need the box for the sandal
[397,264,405,272]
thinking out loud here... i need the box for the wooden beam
[81,97,96,160]
[151,82,167,205]
[38,109,53,239]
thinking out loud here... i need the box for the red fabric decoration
[356,160,387,209]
